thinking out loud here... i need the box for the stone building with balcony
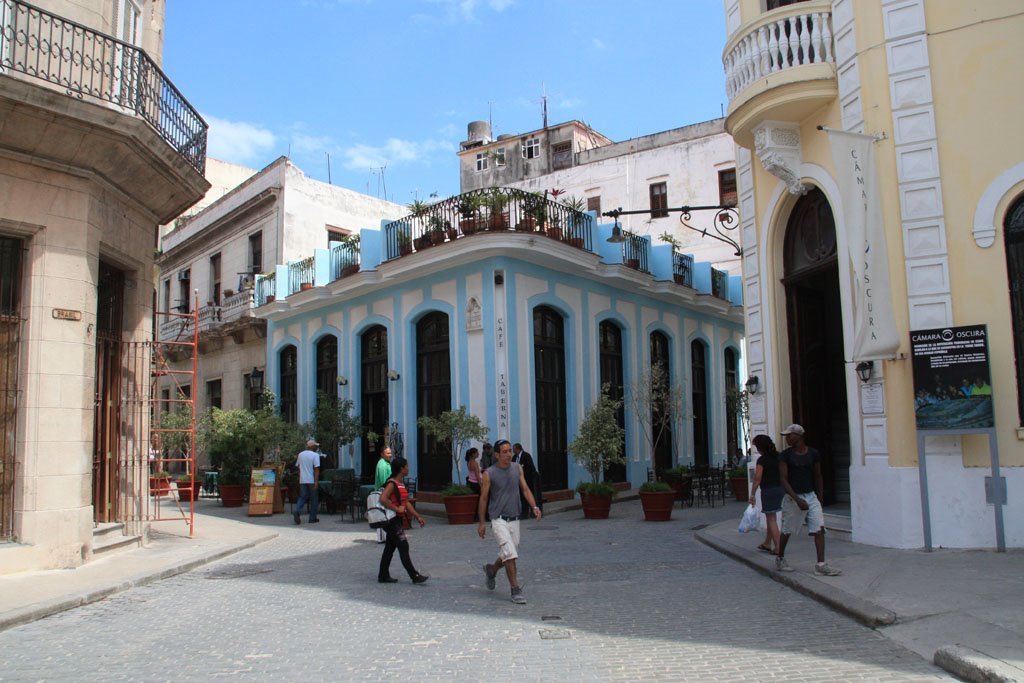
[721,0,1023,548]
[252,189,743,493]
[0,0,209,571]
[156,156,406,449]
[457,118,741,273]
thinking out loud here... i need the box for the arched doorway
[360,326,388,478]
[650,331,673,474]
[1004,195,1024,424]
[416,312,451,490]
[783,187,849,504]
[690,340,709,467]
[599,321,626,482]
[534,306,567,490]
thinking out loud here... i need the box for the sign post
[247,468,276,517]
[910,324,1003,551]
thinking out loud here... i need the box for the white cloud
[489,0,513,11]
[592,38,606,50]
[204,114,276,166]
[341,137,452,170]
[290,132,335,156]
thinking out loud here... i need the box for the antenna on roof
[326,153,332,184]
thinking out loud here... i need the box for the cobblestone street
[0,502,948,681]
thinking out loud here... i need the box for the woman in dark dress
[378,457,429,584]
[748,434,783,555]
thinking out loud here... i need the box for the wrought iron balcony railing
[711,267,728,300]
[723,5,834,102]
[620,230,650,273]
[0,0,207,173]
[330,243,360,281]
[383,188,593,261]
[672,251,694,288]
[288,257,315,294]
[255,272,275,306]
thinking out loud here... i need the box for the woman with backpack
[377,457,429,584]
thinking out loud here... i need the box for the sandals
[757,544,774,553]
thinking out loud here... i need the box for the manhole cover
[689,523,709,530]
[205,567,274,580]
[538,628,572,640]
[541,615,562,621]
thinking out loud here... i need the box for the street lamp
[745,375,759,394]
[855,361,874,383]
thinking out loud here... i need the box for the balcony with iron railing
[711,267,728,300]
[620,230,650,273]
[672,251,694,288]
[722,1,836,146]
[382,188,594,261]
[288,257,315,295]
[330,243,360,281]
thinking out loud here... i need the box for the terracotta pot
[489,212,509,230]
[177,481,200,502]
[625,258,640,270]
[341,264,359,278]
[546,226,563,241]
[300,282,313,291]
[639,490,676,521]
[673,274,686,285]
[460,219,479,235]
[517,217,536,232]
[265,295,275,303]
[446,228,459,241]
[149,476,171,497]
[219,484,246,507]
[442,494,479,525]
[568,237,584,249]
[579,492,612,519]
[729,476,748,502]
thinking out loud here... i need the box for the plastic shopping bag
[738,504,760,533]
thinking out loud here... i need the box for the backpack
[366,488,397,528]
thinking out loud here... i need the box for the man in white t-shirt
[294,439,321,525]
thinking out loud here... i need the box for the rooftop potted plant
[457,193,483,235]
[417,406,489,524]
[568,386,625,519]
[484,188,510,230]
[518,191,546,232]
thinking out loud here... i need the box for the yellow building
[0,0,208,571]
[722,0,1023,548]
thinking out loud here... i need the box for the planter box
[341,264,360,278]
[219,484,246,507]
[579,492,612,519]
[729,476,748,502]
[639,490,675,521]
[299,282,313,291]
[443,494,479,524]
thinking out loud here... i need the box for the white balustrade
[221,289,255,324]
[724,9,833,101]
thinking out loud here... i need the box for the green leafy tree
[417,406,489,485]
[198,408,259,486]
[569,386,626,484]
[307,391,362,468]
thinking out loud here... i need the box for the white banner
[827,129,900,361]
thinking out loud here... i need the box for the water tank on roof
[496,134,514,141]
[467,121,492,143]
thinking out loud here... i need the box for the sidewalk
[0,508,277,633]
[697,517,1024,683]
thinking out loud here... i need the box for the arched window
[691,340,709,467]
[279,345,298,424]
[534,306,567,490]
[650,331,673,473]
[416,312,451,490]
[360,326,388,476]
[724,347,739,462]
[1005,196,1024,423]
[599,321,626,482]
[315,335,338,406]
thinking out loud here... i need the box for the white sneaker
[775,556,794,572]
[815,562,842,576]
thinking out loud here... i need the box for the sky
[163,0,729,208]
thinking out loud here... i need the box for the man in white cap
[294,439,321,525]
[776,424,841,576]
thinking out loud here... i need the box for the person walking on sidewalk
[749,434,783,555]
[377,457,428,584]
[374,446,394,543]
[512,442,542,516]
[478,440,542,604]
[293,439,321,525]
[776,424,841,576]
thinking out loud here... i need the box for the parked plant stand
[638,482,675,521]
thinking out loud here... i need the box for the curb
[0,531,277,634]
[695,528,897,628]
[934,645,1022,683]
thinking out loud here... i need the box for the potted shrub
[149,470,172,497]
[728,466,749,502]
[418,406,489,525]
[199,408,259,507]
[661,465,693,504]
[176,474,201,502]
[458,194,482,235]
[638,481,676,521]
[485,189,509,230]
[338,234,360,277]
[568,386,625,519]
[518,192,545,232]
[427,214,447,245]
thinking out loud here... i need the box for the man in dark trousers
[512,442,542,516]
[478,440,541,604]
[776,424,841,576]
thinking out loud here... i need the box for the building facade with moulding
[457,118,742,275]
[721,0,1023,547]
[251,192,743,493]
[0,0,209,571]
[156,156,406,453]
